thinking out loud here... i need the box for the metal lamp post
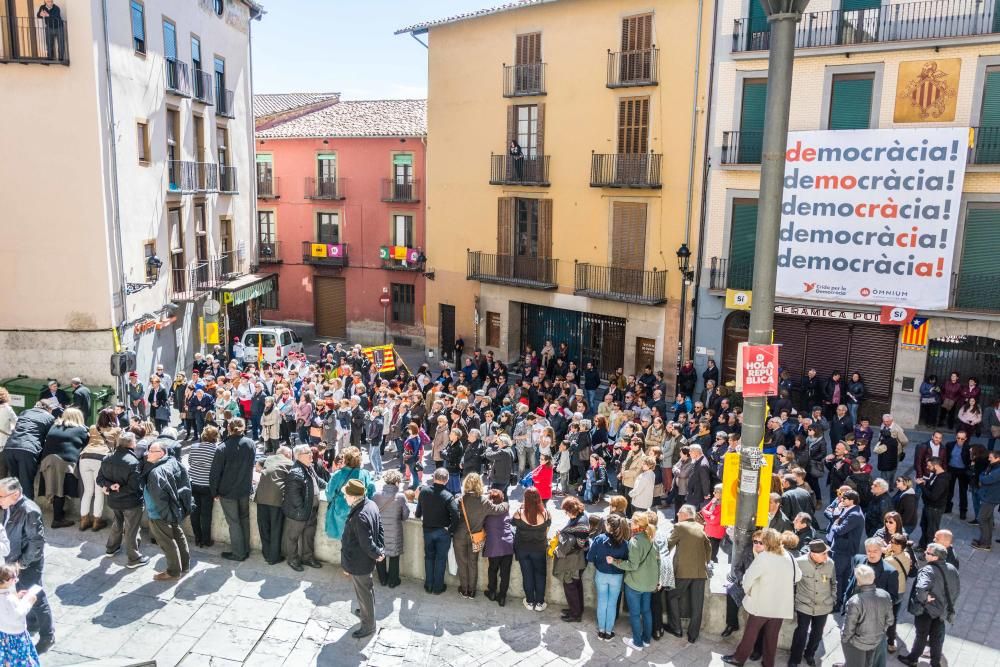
[676,243,694,374]
[731,0,809,568]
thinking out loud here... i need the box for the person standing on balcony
[509,140,524,182]
[36,1,63,62]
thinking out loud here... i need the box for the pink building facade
[254,99,427,347]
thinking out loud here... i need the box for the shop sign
[774,304,880,322]
[133,315,176,336]
[221,276,276,306]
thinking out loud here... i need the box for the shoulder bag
[461,497,487,552]
[930,561,956,623]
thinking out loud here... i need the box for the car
[241,326,304,365]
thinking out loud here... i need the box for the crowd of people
[0,340,981,666]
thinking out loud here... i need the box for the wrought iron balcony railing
[165,58,191,96]
[708,256,755,291]
[217,88,235,118]
[721,131,764,165]
[218,165,238,194]
[590,153,662,188]
[192,69,214,104]
[167,160,198,193]
[306,176,346,200]
[302,241,348,267]
[607,47,658,88]
[380,178,420,202]
[490,154,550,186]
[0,15,69,64]
[258,241,281,264]
[196,162,218,192]
[503,63,546,97]
[467,250,558,290]
[574,263,667,305]
[257,174,279,199]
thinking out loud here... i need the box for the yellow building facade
[399,0,713,379]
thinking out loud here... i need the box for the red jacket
[700,498,725,539]
[531,463,554,501]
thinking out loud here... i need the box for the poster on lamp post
[776,128,967,309]
[736,343,779,398]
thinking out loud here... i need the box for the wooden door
[611,202,647,294]
[314,276,346,338]
[440,304,456,361]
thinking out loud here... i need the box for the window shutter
[497,197,514,255]
[728,199,759,290]
[536,103,545,157]
[829,74,874,130]
[611,202,647,270]
[507,105,516,146]
[516,33,541,65]
[748,0,769,36]
[740,80,767,133]
[618,98,649,154]
[956,207,1000,310]
[981,70,1000,125]
[621,14,652,51]
[131,2,145,41]
[538,199,552,259]
[841,0,881,10]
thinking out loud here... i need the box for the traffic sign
[379,294,391,307]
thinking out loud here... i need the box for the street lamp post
[675,243,694,374]
[731,0,809,568]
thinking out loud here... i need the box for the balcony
[165,58,191,96]
[167,160,198,194]
[380,178,420,203]
[211,252,244,285]
[466,250,558,290]
[721,131,763,165]
[606,48,658,88]
[574,263,668,305]
[302,241,348,267]
[0,15,69,64]
[381,246,425,271]
[708,257,755,292]
[196,162,218,192]
[733,0,1000,53]
[306,176,346,200]
[590,153,662,188]
[969,126,1000,165]
[258,242,282,265]
[258,174,279,199]
[219,165,238,194]
[217,88,235,118]
[172,262,210,301]
[490,154,550,186]
[503,63,546,97]
[192,69,214,104]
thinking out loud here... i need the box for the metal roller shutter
[314,276,346,338]
[803,320,852,380]
[846,323,898,421]
[829,74,874,130]
[773,316,809,380]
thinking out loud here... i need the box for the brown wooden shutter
[538,198,552,259]
[617,97,649,154]
[536,103,545,157]
[611,202,647,269]
[622,14,652,51]
[516,33,541,65]
[497,197,514,255]
[506,105,516,146]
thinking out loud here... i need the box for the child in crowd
[0,563,40,666]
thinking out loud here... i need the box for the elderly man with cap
[789,539,837,667]
[341,477,384,639]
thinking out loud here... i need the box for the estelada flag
[257,333,264,364]
[901,317,929,348]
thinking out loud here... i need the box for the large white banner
[776,128,967,309]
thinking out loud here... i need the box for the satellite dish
[204,299,221,316]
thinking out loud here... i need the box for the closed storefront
[314,276,346,338]
[519,304,625,380]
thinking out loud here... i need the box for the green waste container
[0,376,54,417]
[87,385,116,425]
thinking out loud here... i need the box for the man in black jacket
[1,476,55,652]
[780,474,814,522]
[583,362,601,416]
[415,468,460,594]
[143,441,193,581]
[898,543,961,667]
[3,404,55,499]
[249,382,267,441]
[341,478,385,639]
[484,435,515,500]
[97,432,148,568]
[842,538,899,614]
[282,445,326,572]
[917,457,951,549]
[686,445,713,510]
[70,378,92,424]
[210,418,256,561]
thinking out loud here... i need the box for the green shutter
[829,76,873,130]
[994,0,1000,33]
[728,200,758,290]
[256,154,272,164]
[976,71,1000,163]
[956,208,1000,311]
[842,0,880,10]
[393,154,413,167]
[748,0,769,38]
[739,80,767,163]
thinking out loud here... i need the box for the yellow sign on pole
[205,321,219,345]
[726,289,752,310]
[720,451,774,527]
[755,453,774,526]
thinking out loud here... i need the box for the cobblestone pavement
[36,431,1000,666]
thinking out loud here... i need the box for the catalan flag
[901,317,929,349]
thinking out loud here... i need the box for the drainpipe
[689,0,722,361]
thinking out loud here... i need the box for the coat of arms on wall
[894,59,960,123]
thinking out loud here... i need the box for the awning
[218,273,277,306]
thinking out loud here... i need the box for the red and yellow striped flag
[901,317,929,349]
[257,333,264,364]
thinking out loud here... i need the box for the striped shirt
[186,441,219,488]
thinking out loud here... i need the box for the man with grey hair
[840,563,893,667]
[282,444,326,572]
[98,432,147,568]
[686,444,713,510]
[144,440,193,581]
[898,543,960,667]
[0,476,54,652]
[155,426,183,460]
[341,478,384,639]
[865,478,893,536]
[70,377,92,423]
[255,445,293,565]
[665,503,712,643]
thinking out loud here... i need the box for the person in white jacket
[722,527,802,667]
[629,457,656,514]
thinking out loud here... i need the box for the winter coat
[873,423,908,471]
[39,424,88,463]
[866,492,895,536]
[456,493,508,544]
[530,463,554,500]
[462,440,485,476]
[4,408,54,457]
[908,560,961,620]
[844,555,899,605]
[978,462,1000,505]
[373,483,410,557]
[324,466,375,539]
[143,456,193,524]
[431,427,449,462]
[484,445,514,483]
[668,519,713,579]
[482,510,515,558]
[686,457,713,506]
[620,449,645,488]
[209,435,256,499]
[794,553,837,616]
[551,512,590,583]
[444,440,464,474]
[3,497,44,569]
[843,584,894,651]
[629,469,655,510]
[742,550,802,620]
[780,486,814,524]
[97,446,144,510]
[700,498,725,539]
[826,505,865,556]
[614,531,660,592]
[254,455,291,507]
[261,408,281,441]
[341,498,384,575]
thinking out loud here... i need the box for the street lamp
[125,255,164,295]
[730,0,809,571]
[676,243,695,375]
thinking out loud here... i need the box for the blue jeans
[848,403,859,424]
[972,486,982,519]
[595,570,624,633]
[990,437,999,452]
[370,446,383,475]
[423,527,451,593]
[517,551,547,605]
[406,462,420,489]
[624,585,652,645]
[250,415,262,440]
[586,389,601,416]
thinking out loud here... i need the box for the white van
[241,326,304,365]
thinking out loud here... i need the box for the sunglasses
[752,540,763,545]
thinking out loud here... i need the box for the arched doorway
[721,311,750,384]
[925,335,1000,407]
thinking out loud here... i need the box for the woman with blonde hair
[77,408,119,531]
[607,511,660,651]
[39,407,90,529]
[722,528,802,667]
[454,472,508,599]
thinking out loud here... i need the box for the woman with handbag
[483,488,515,606]
[721,529,767,638]
[700,484,725,562]
[147,376,170,433]
[552,496,590,622]
[722,528,802,667]
[401,423,423,490]
[454,472,508,600]
[513,487,551,611]
[373,469,410,588]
